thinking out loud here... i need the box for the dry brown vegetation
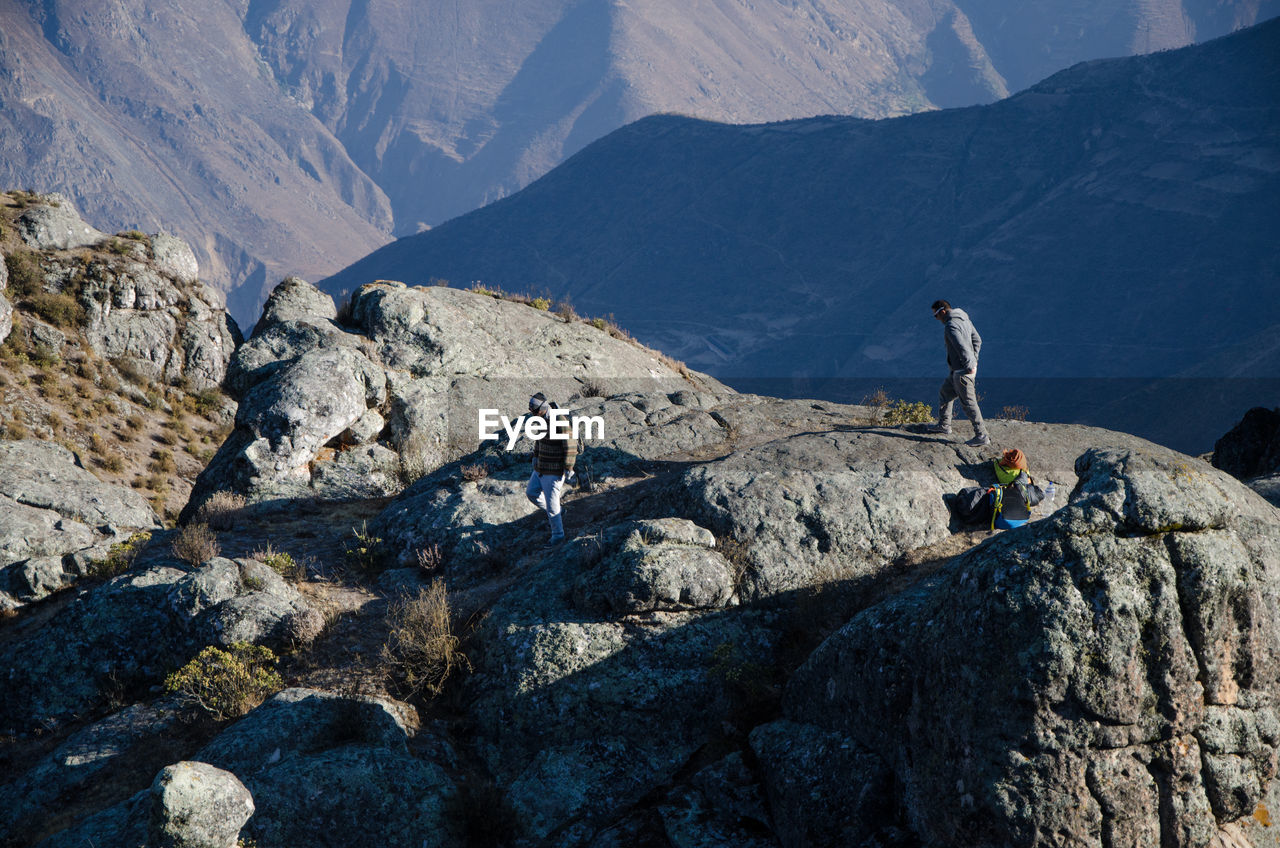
[171,522,221,565]
[381,579,471,698]
[0,193,236,524]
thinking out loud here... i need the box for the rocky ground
[1,195,1278,848]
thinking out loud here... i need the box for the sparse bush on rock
[164,642,284,720]
[171,522,220,565]
[382,580,470,698]
[196,490,246,531]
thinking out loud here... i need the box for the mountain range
[2,0,1274,325]
[322,19,1280,385]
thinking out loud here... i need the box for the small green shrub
[191,388,222,417]
[30,343,61,370]
[254,544,303,581]
[882,399,934,426]
[112,357,148,386]
[164,642,283,720]
[382,579,471,698]
[89,531,152,578]
[149,450,176,474]
[120,229,148,242]
[531,297,551,310]
[344,521,385,573]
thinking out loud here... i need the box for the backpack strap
[989,486,1003,531]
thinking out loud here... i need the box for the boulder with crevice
[0,556,324,735]
[190,688,456,847]
[779,447,1280,847]
[463,527,779,844]
[186,345,387,513]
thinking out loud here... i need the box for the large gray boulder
[253,275,337,331]
[187,346,387,511]
[778,447,1280,846]
[0,440,160,606]
[0,700,183,842]
[680,421,1204,601]
[572,518,736,615]
[150,761,254,848]
[193,688,457,847]
[226,277,362,397]
[461,523,778,844]
[0,556,323,735]
[150,233,200,284]
[15,194,105,249]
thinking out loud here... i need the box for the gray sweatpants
[526,471,566,540]
[939,371,988,438]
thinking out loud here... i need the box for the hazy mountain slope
[0,1,393,322]
[1,0,1271,328]
[322,19,1280,385]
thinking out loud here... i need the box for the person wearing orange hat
[989,449,1046,529]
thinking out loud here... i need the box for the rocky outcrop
[15,194,105,250]
[187,279,725,515]
[772,448,1280,846]
[150,761,254,848]
[0,555,322,735]
[0,699,184,841]
[192,689,456,847]
[79,253,242,391]
[3,197,243,391]
[0,439,160,608]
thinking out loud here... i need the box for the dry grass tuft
[382,579,471,699]
[171,522,220,565]
[196,490,247,531]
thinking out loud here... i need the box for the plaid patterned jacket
[532,431,577,475]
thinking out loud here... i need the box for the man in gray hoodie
[928,300,990,447]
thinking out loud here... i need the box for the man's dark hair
[931,300,951,312]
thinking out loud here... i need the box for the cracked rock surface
[778,447,1280,847]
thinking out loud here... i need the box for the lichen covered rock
[781,448,1280,846]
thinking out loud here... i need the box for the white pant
[526,472,566,540]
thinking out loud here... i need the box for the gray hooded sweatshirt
[943,307,982,374]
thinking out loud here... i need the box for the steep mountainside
[322,20,1280,386]
[1,0,1273,327]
